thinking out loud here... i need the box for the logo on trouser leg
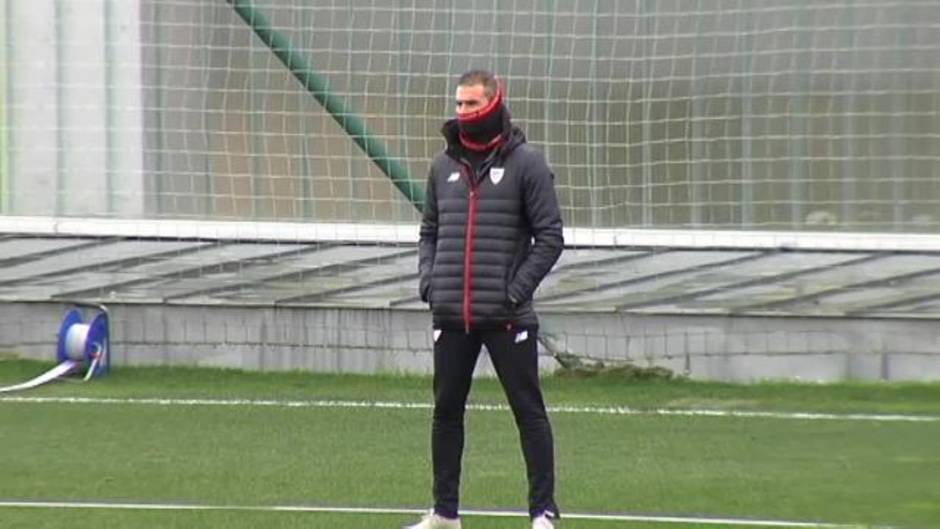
[514,330,528,344]
[433,329,442,342]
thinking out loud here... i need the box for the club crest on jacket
[490,167,505,185]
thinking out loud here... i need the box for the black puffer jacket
[418,120,564,331]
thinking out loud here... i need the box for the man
[407,70,564,529]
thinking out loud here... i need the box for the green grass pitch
[1,359,938,528]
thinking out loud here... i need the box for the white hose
[83,346,103,382]
[0,361,79,393]
[64,323,91,360]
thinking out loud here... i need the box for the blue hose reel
[0,304,111,393]
[56,305,110,378]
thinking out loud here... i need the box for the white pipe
[105,0,144,217]
[4,216,940,253]
[59,0,107,216]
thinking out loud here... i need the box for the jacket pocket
[502,267,517,316]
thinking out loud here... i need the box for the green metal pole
[227,0,425,211]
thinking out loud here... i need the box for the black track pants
[431,326,559,520]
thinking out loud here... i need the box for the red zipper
[462,172,479,334]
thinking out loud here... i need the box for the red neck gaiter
[458,89,508,152]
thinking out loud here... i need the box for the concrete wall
[3,301,939,382]
[5,0,144,217]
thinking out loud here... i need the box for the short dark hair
[457,69,499,100]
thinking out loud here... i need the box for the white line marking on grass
[0,500,871,528]
[0,395,937,423]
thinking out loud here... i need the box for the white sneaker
[532,513,555,529]
[403,511,462,529]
